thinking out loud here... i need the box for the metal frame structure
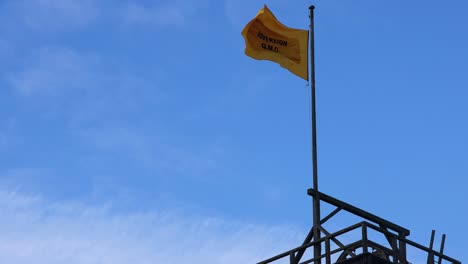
[257,189,461,264]
[256,5,460,264]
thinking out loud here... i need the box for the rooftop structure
[257,190,461,264]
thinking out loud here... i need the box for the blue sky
[0,0,467,263]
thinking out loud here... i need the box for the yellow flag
[242,5,309,80]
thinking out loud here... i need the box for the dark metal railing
[257,221,461,264]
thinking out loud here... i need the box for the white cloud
[0,189,302,264]
[123,2,187,27]
[121,0,209,28]
[73,126,222,179]
[8,47,95,96]
[1,0,208,32]
[5,45,215,178]
[4,0,98,31]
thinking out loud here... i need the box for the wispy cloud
[1,0,208,32]
[119,0,210,29]
[0,167,54,182]
[7,47,95,96]
[0,189,302,264]
[4,44,218,179]
[122,2,187,28]
[1,0,98,31]
[73,126,222,179]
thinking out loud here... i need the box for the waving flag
[242,5,309,80]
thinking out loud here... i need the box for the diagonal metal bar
[398,232,408,264]
[379,224,408,263]
[438,234,446,264]
[290,252,297,264]
[428,230,436,264]
[378,223,408,263]
[365,222,460,264]
[319,226,356,257]
[309,189,410,235]
[259,222,363,264]
[379,224,399,254]
[294,226,314,263]
[300,240,364,264]
[320,206,342,225]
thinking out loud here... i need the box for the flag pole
[309,5,321,264]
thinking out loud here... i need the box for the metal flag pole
[309,5,321,264]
